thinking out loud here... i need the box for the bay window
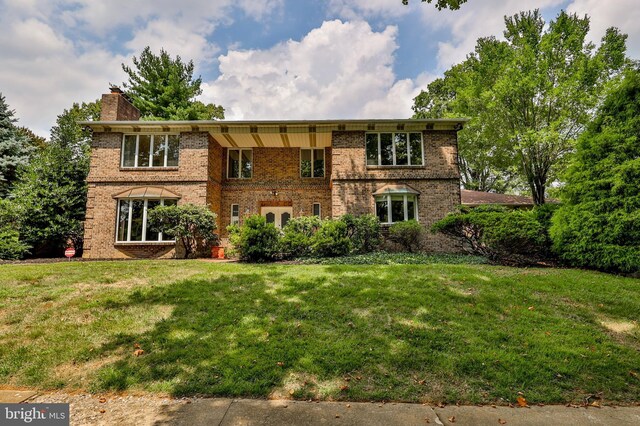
[121,134,179,168]
[375,194,417,224]
[366,132,423,166]
[116,198,177,242]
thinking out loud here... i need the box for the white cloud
[418,0,565,70]
[566,0,640,59]
[202,20,425,120]
[327,0,411,20]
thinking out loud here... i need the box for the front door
[261,206,292,229]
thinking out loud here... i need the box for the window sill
[114,241,176,246]
[119,167,179,171]
[366,165,424,169]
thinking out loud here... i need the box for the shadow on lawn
[86,265,640,404]
[89,267,448,400]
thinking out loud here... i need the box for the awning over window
[373,183,420,196]
[112,186,181,199]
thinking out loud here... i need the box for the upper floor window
[121,134,179,168]
[116,198,177,242]
[228,149,252,179]
[301,149,325,178]
[366,133,423,166]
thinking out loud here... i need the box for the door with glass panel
[260,207,292,229]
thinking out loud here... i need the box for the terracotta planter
[211,246,225,259]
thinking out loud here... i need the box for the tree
[147,204,218,258]
[0,199,30,259]
[401,0,468,9]
[10,101,100,257]
[122,47,224,120]
[413,10,628,204]
[0,93,32,197]
[15,127,46,150]
[550,68,640,273]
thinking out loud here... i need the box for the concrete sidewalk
[161,399,640,426]
[6,390,636,425]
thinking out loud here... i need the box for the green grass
[0,259,639,405]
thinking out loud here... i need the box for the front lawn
[0,260,639,405]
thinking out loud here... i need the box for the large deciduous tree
[550,68,640,273]
[122,47,224,120]
[413,10,628,204]
[0,93,33,197]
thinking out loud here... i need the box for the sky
[0,0,638,138]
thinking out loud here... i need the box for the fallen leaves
[498,419,507,424]
[448,415,456,423]
[133,349,144,357]
[516,396,529,408]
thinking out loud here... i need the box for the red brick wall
[100,93,140,121]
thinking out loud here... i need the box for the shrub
[342,214,381,254]
[228,214,280,262]
[388,220,424,253]
[0,228,30,260]
[549,68,640,273]
[280,215,322,258]
[147,203,218,258]
[432,207,549,265]
[310,219,352,258]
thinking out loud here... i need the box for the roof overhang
[79,118,469,148]
[113,186,181,199]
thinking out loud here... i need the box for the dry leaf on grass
[517,396,529,408]
[133,349,144,357]
[448,415,456,423]
[498,419,507,424]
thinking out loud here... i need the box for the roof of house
[461,189,537,207]
[78,118,469,148]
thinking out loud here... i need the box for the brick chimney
[100,86,140,121]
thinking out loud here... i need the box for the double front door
[261,206,292,229]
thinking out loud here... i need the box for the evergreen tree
[0,93,33,197]
[122,47,224,120]
[550,67,640,273]
[11,101,100,257]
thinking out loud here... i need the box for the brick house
[80,89,466,259]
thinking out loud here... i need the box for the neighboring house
[461,190,558,208]
[80,88,467,259]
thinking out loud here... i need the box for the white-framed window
[300,148,325,178]
[121,134,179,168]
[375,194,418,224]
[366,133,423,166]
[116,198,177,242]
[231,204,240,225]
[312,203,321,217]
[228,149,253,179]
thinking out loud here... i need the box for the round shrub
[228,214,280,262]
[310,219,352,257]
[280,215,322,259]
[342,214,381,254]
[388,219,424,253]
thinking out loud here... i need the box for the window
[375,194,417,224]
[365,133,423,166]
[231,204,240,225]
[300,149,324,178]
[228,149,252,178]
[312,203,321,217]
[116,198,177,242]
[121,134,179,168]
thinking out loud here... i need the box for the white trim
[365,132,424,167]
[374,194,419,225]
[115,198,177,243]
[231,203,240,225]
[121,133,180,169]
